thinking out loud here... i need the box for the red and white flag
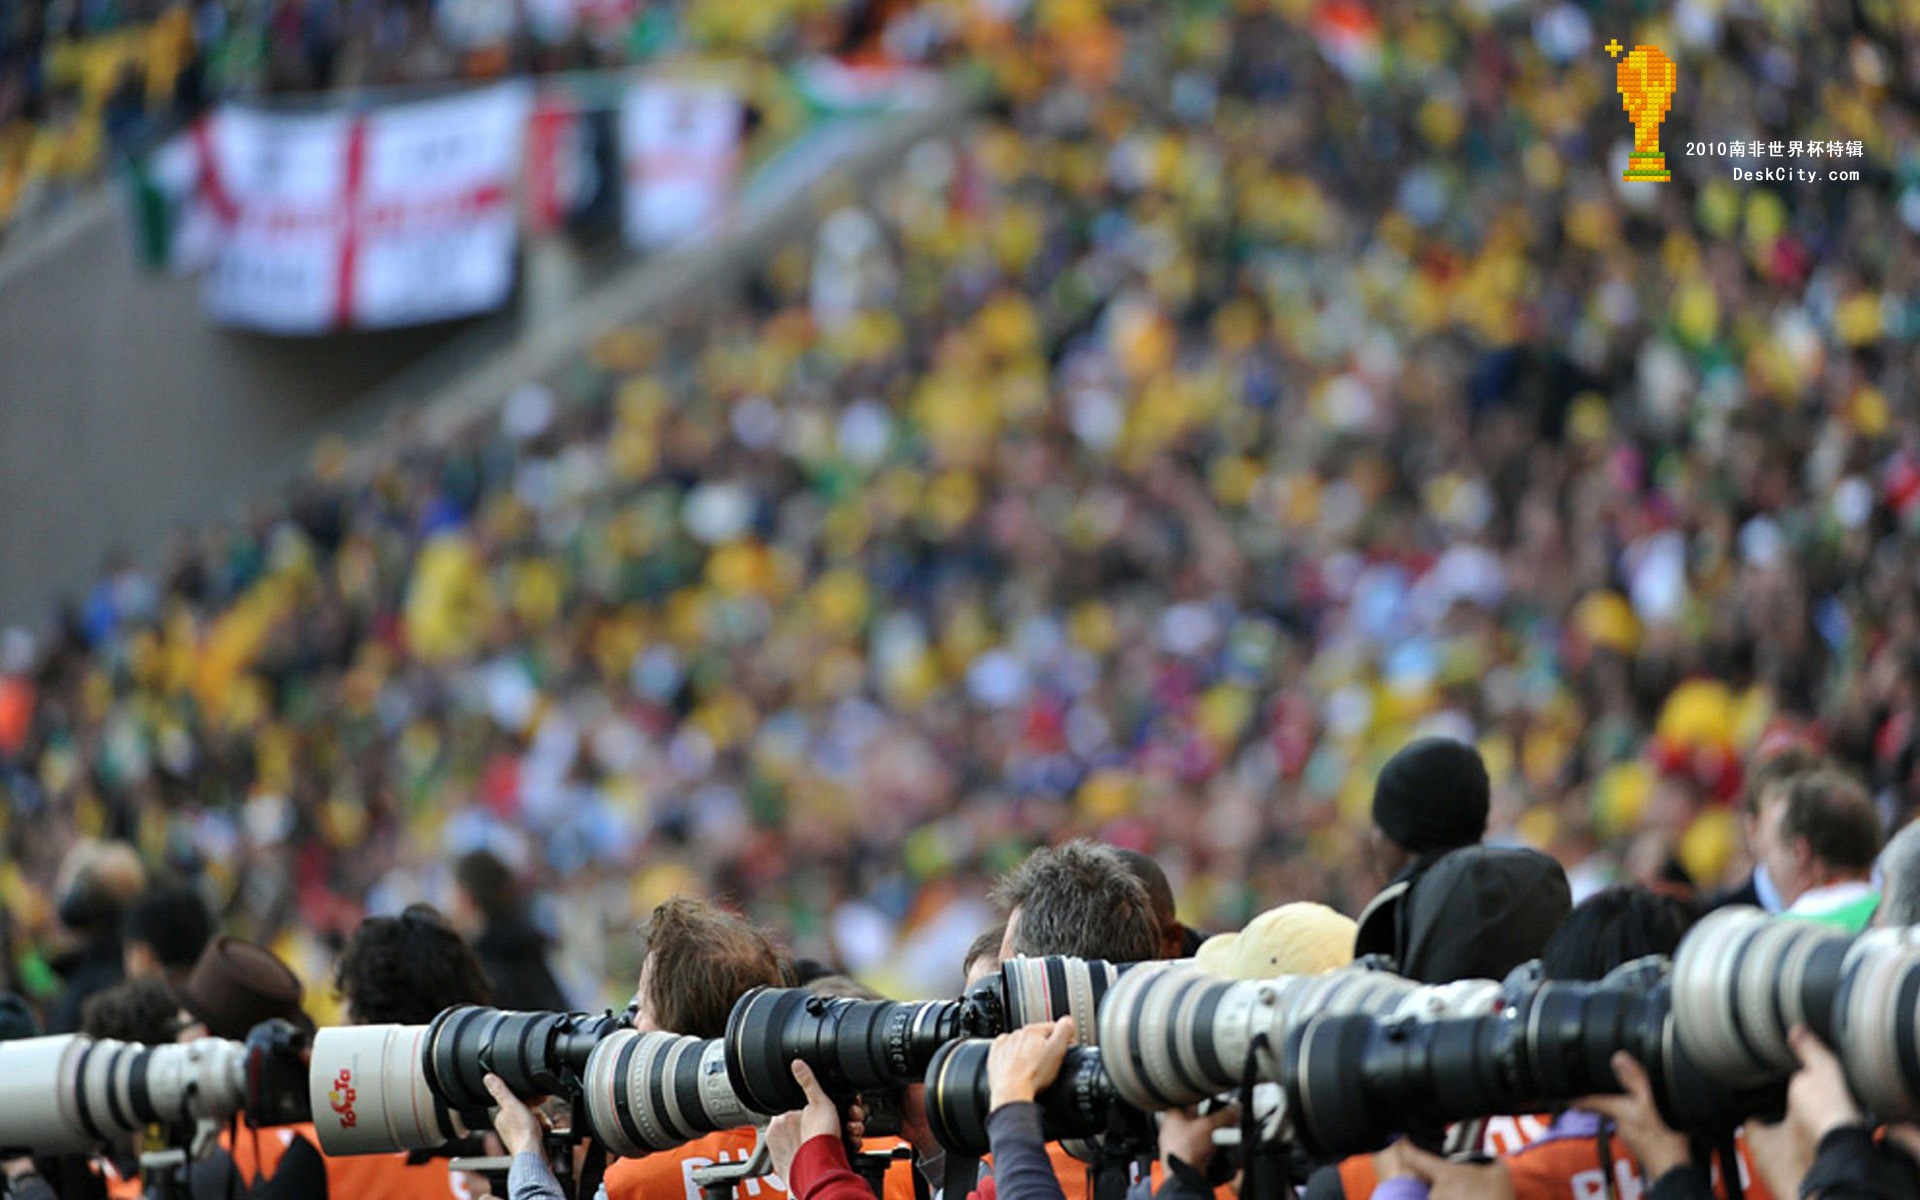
[196,84,533,333]
[620,80,741,251]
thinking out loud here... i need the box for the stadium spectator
[1712,746,1828,913]
[994,841,1160,966]
[9,0,1920,1032]
[1759,770,1883,932]
[122,879,215,987]
[46,841,147,1033]
[451,849,569,1013]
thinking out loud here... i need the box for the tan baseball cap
[1194,902,1357,979]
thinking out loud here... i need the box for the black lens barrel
[925,1039,1117,1157]
[724,988,967,1115]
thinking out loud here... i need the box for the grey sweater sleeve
[510,1152,569,1200]
[985,1103,1068,1200]
[5,1173,59,1200]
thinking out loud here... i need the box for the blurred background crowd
[3,0,1920,1016]
[0,0,921,231]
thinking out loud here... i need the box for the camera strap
[1715,1132,1743,1200]
[1236,1031,1289,1200]
[1595,1118,1617,1200]
[578,1138,608,1200]
[939,1153,978,1200]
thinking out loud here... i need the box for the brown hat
[178,935,307,1040]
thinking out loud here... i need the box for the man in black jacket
[451,850,569,1012]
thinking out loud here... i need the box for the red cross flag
[620,79,742,251]
[192,84,532,334]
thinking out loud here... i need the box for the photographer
[1305,845,1571,1200]
[308,907,494,1200]
[1350,888,1768,1200]
[500,899,919,1200]
[179,935,324,1200]
[989,842,1161,1200]
[992,841,1160,971]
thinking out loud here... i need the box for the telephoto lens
[310,1006,624,1155]
[1830,925,1920,1121]
[998,957,1154,1036]
[1096,962,1439,1111]
[1282,960,1752,1160]
[311,1023,469,1155]
[923,1039,1122,1157]
[1671,907,1853,1091]
[580,1030,758,1156]
[0,1021,313,1156]
[424,1006,625,1117]
[724,988,967,1114]
[1674,911,1920,1122]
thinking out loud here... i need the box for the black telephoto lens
[725,988,965,1114]
[925,1039,1119,1157]
[1284,969,1767,1160]
[426,1007,624,1120]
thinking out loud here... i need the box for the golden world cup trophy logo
[1608,40,1676,182]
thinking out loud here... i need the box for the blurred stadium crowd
[0,0,918,230]
[4,0,1920,1012]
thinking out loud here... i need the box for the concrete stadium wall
[0,195,478,627]
[0,82,970,631]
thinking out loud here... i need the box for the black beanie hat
[1371,737,1491,855]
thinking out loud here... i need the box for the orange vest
[98,1158,143,1200]
[224,1120,476,1200]
[223,1120,304,1184]
[603,1128,921,1200]
[321,1148,481,1200]
[1335,1118,1775,1200]
[1336,1114,1555,1197]
[1503,1127,1774,1200]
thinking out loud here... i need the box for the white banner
[620,80,741,251]
[198,84,532,333]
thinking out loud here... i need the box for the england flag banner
[620,80,742,251]
[198,84,532,333]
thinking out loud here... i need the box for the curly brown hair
[335,904,493,1025]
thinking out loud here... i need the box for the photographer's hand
[769,1059,852,1183]
[1158,1104,1236,1173]
[987,1017,1076,1111]
[1574,1052,1691,1180]
[1785,1025,1862,1142]
[483,1073,549,1161]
